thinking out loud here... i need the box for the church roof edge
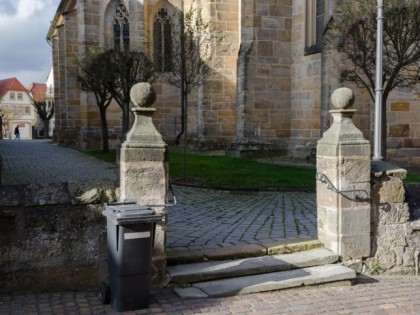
[46,0,76,41]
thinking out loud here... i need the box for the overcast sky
[0,0,61,88]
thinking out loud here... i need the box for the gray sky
[0,0,60,88]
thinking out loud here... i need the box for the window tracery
[113,4,129,51]
[154,8,172,72]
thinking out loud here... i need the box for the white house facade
[0,77,37,139]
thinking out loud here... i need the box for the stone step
[167,238,323,265]
[174,264,356,298]
[168,248,339,284]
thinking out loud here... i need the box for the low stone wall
[366,161,420,275]
[0,180,117,293]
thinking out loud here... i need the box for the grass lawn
[86,149,316,190]
[169,153,316,190]
[406,173,420,182]
[86,148,420,190]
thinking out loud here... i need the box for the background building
[0,77,37,139]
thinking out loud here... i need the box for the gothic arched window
[114,4,129,51]
[305,0,328,55]
[154,8,172,72]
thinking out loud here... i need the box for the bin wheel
[99,282,110,304]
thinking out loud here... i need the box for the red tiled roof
[0,77,28,98]
[28,83,47,102]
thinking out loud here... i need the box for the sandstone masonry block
[339,235,371,260]
[377,224,407,248]
[391,102,410,111]
[68,179,117,205]
[374,178,405,203]
[377,203,410,225]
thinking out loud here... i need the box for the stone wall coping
[371,160,407,179]
[0,179,118,207]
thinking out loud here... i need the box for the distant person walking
[14,126,20,140]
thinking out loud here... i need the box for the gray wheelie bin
[102,202,163,312]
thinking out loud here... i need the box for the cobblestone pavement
[0,140,117,185]
[1,276,420,314]
[168,186,316,251]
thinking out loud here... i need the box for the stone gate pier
[316,87,371,262]
[317,87,420,275]
[120,82,168,286]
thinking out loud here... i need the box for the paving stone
[173,287,208,299]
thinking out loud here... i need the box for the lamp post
[373,0,384,161]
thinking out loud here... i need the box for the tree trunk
[175,103,185,145]
[122,100,130,135]
[100,108,109,153]
[43,120,50,138]
[183,91,188,179]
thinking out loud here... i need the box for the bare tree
[101,50,155,135]
[159,3,225,177]
[336,0,420,159]
[161,4,225,143]
[77,47,113,153]
[32,100,54,139]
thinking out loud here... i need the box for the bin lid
[107,203,155,216]
[104,203,162,224]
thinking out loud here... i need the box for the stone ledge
[167,238,321,265]
[371,160,407,179]
[167,250,205,265]
[203,244,267,260]
[0,179,117,206]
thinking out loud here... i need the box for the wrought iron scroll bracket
[316,172,369,201]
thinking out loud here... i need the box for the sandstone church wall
[48,0,420,165]
[290,1,321,158]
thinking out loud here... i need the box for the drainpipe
[373,0,384,161]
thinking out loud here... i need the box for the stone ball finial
[331,87,355,109]
[130,82,156,108]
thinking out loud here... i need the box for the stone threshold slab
[174,264,356,298]
[167,238,322,265]
[169,248,339,284]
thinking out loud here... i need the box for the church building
[47,1,420,165]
